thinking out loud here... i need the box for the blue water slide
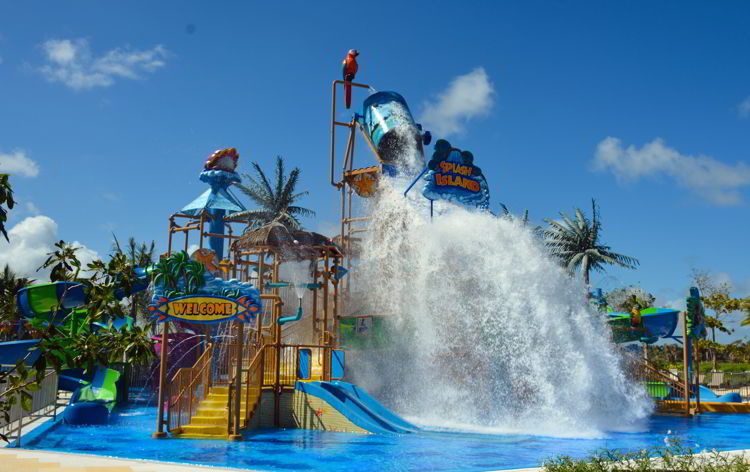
[329,380,419,432]
[697,385,743,403]
[0,339,41,365]
[296,381,418,434]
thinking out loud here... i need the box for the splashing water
[350,180,652,438]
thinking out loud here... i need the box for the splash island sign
[148,294,261,324]
[422,139,490,210]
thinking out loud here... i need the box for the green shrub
[542,440,750,472]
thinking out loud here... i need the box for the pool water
[20,406,750,472]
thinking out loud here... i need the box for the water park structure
[3,50,750,472]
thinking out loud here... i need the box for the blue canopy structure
[181,169,246,259]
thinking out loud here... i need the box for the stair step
[191,416,231,425]
[180,424,231,435]
[196,407,227,417]
[175,433,230,440]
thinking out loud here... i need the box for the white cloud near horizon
[592,137,750,206]
[0,150,40,177]
[0,215,99,280]
[739,96,750,118]
[419,67,495,137]
[39,38,168,90]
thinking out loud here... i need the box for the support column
[153,321,169,438]
[167,217,174,257]
[273,256,282,427]
[681,312,691,416]
[695,342,701,415]
[229,321,244,440]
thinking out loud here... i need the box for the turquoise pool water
[20,406,750,472]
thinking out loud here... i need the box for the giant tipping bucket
[358,91,430,175]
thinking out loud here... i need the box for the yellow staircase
[173,385,257,439]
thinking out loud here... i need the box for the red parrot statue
[341,49,359,109]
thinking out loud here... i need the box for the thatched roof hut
[232,221,343,260]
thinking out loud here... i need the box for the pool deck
[0,448,256,472]
[2,448,749,472]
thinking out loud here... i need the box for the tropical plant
[498,203,543,235]
[111,234,156,267]
[0,174,13,242]
[150,251,205,298]
[111,234,156,322]
[0,242,155,440]
[605,286,655,313]
[0,264,34,341]
[38,240,83,282]
[543,199,639,287]
[231,156,315,230]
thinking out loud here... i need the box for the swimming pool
[20,406,750,472]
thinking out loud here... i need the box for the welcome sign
[148,295,260,324]
[422,139,490,210]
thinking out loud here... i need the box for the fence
[0,367,59,447]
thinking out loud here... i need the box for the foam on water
[350,178,652,438]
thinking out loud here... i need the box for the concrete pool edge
[0,448,256,471]
[2,448,749,472]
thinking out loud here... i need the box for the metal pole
[199,215,205,250]
[323,254,329,346]
[695,342,701,414]
[681,312,690,416]
[167,217,174,256]
[256,252,265,346]
[330,81,337,186]
[153,321,169,438]
[333,258,339,347]
[273,256,281,427]
[229,321,244,440]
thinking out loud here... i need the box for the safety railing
[167,343,212,432]
[260,344,334,388]
[227,345,265,434]
[0,367,59,447]
[621,351,696,407]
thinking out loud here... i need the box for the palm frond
[250,162,274,198]
[275,156,285,199]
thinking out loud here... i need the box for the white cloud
[419,67,495,137]
[739,96,750,118]
[187,244,199,256]
[0,215,99,280]
[39,38,168,90]
[592,137,750,206]
[0,150,40,177]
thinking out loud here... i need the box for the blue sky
[1,1,749,340]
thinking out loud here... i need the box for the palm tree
[543,199,639,287]
[111,234,156,268]
[111,235,156,322]
[0,264,34,340]
[231,156,315,230]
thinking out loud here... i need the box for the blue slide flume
[296,381,418,434]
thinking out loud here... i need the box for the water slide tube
[63,367,121,425]
[607,308,680,344]
[15,267,152,321]
[296,381,418,434]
